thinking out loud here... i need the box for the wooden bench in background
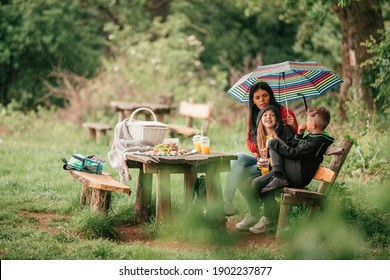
[82,122,112,143]
[68,170,131,212]
[276,138,354,237]
[167,101,214,137]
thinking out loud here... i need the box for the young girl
[235,105,294,231]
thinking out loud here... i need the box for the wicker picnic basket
[127,107,167,145]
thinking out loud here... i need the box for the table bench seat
[68,170,131,212]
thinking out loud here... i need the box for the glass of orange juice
[258,157,269,174]
[192,135,202,153]
[200,136,211,154]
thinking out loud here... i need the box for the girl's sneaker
[249,216,273,234]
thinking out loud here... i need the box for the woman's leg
[223,152,258,202]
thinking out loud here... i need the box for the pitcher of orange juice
[200,136,211,154]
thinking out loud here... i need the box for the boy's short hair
[307,106,331,130]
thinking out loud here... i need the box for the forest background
[0,0,389,260]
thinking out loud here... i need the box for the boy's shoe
[261,176,289,193]
[249,216,273,234]
[224,200,236,216]
[235,214,258,231]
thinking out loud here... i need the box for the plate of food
[132,143,198,156]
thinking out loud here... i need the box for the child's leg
[268,149,285,178]
[283,158,305,187]
[261,149,289,192]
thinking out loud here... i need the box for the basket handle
[129,107,158,122]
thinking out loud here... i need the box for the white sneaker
[235,214,258,231]
[249,216,273,234]
[224,200,236,216]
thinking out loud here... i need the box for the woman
[223,82,298,220]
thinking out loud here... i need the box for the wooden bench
[167,101,213,137]
[68,170,131,212]
[276,138,354,237]
[82,122,112,143]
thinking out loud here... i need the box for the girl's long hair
[256,105,282,154]
[249,82,281,141]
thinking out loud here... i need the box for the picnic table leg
[156,168,171,222]
[118,110,126,122]
[205,163,226,231]
[87,127,96,141]
[135,171,153,223]
[184,171,197,208]
[156,113,164,123]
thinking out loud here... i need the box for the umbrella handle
[297,93,308,111]
[282,72,289,113]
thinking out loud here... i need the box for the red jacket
[246,107,298,158]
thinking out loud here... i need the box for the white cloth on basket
[108,118,154,183]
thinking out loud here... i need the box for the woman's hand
[298,123,307,135]
[284,115,295,128]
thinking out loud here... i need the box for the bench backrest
[178,101,214,132]
[312,138,353,195]
[178,101,213,119]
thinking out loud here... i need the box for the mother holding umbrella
[223,81,298,220]
[224,61,343,231]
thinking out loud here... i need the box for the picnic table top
[125,151,237,165]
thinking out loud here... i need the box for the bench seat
[82,122,112,143]
[68,170,131,212]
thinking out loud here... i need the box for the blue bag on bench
[62,154,105,174]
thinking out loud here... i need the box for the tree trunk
[146,0,171,22]
[332,0,384,121]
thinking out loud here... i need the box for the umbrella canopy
[227,61,343,106]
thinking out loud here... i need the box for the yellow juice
[201,144,210,154]
[260,167,269,174]
[194,142,202,152]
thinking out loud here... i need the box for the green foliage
[104,13,228,103]
[0,0,108,108]
[71,210,121,240]
[361,29,390,113]
[177,0,299,71]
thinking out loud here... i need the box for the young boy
[248,106,334,234]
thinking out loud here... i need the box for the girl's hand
[298,123,307,135]
[260,148,268,158]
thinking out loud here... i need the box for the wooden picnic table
[125,151,237,228]
[110,101,176,122]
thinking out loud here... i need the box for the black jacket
[268,132,334,185]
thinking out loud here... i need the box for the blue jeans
[224,153,261,214]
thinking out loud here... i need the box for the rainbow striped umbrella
[227,61,343,109]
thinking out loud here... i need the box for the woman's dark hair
[249,82,281,139]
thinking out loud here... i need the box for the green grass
[0,108,389,260]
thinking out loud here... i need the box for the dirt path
[20,211,279,251]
